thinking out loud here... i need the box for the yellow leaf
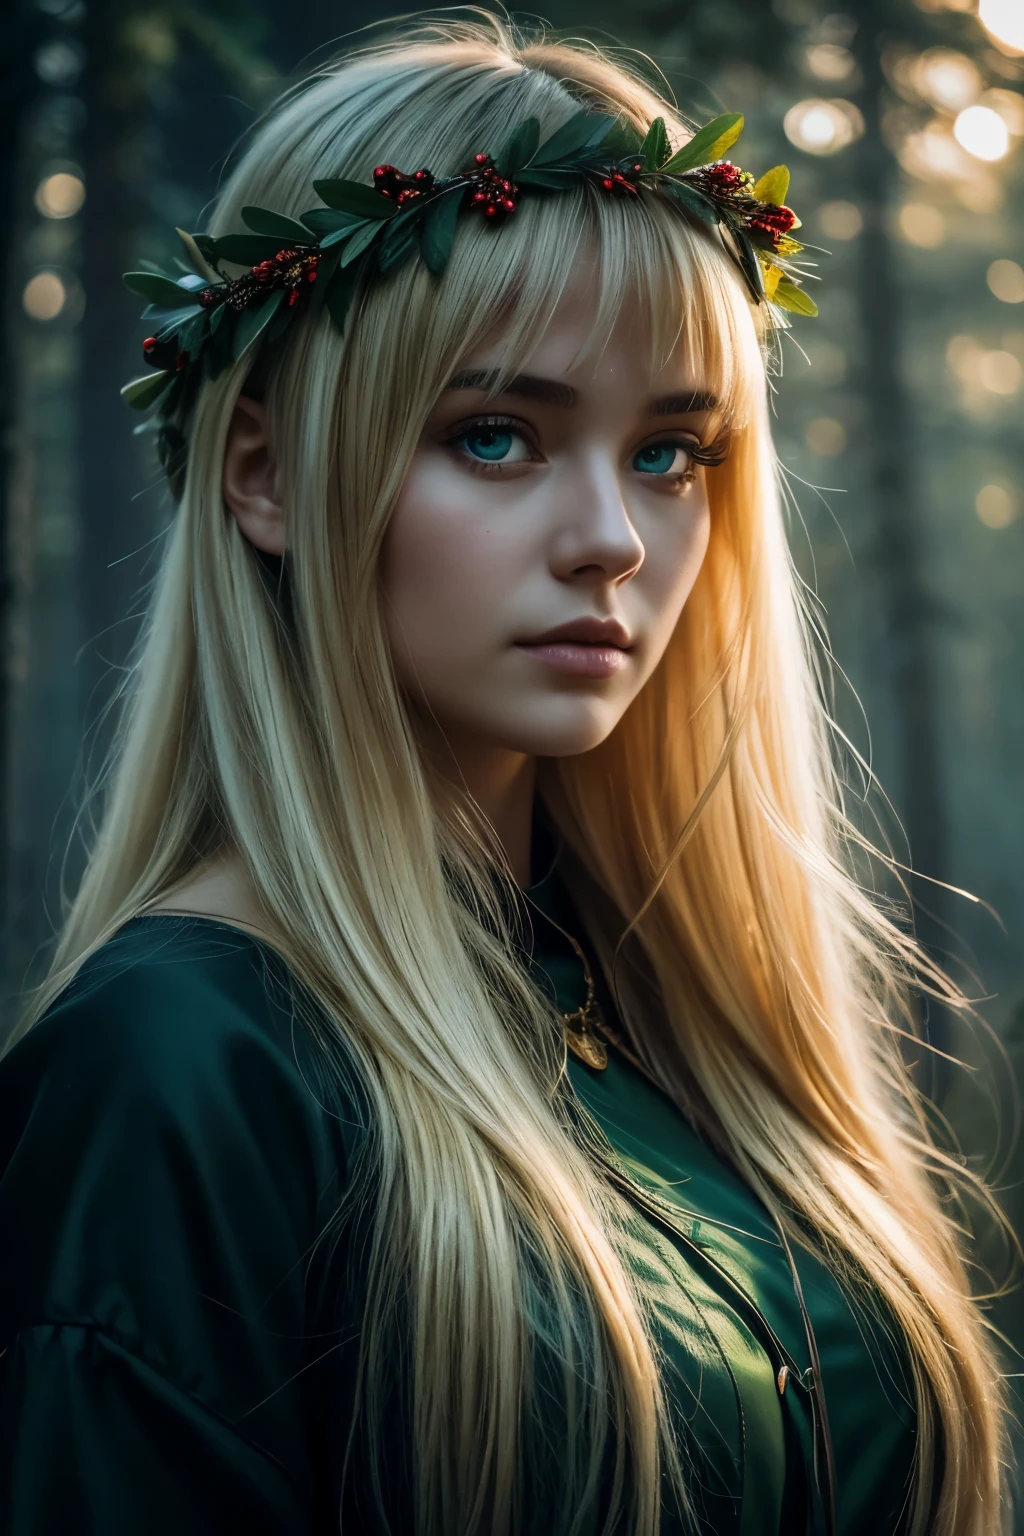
[774,277,818,317]
[752,165,790,206]
[763,264,784,300]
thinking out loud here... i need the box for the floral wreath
[121,109,817,497]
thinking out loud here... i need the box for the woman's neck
[412,715,538,886]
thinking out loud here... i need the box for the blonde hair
[13,15,1010,1535]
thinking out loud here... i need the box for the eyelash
[443,415,730,488]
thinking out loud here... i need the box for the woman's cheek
[382,467,525,671]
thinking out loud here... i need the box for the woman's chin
[493,699,625,759]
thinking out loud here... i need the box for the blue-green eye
[465,427,513,461]
[633,440,694,476]
[456,422,532,466]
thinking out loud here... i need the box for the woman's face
[380,269,720,764]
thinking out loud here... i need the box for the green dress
[0,862,920,1533]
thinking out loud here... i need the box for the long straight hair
[14,16,1010,1535]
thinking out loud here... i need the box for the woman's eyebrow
[443,370,719,417]
[647,389,720,417]
[445,370,577,407]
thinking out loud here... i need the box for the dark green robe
[0,864,918,1532]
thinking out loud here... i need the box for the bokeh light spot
[803,44,856,82]
[805,418,847,456]
[22,271,67,321]
[978,350,1022,394]
[899,202,945,247]
[784,98,865,154]
[988,260,1024,304]
[914,49,981,111]
[34,172,85,219]
[975,484,1017,528]
[953,105,1011,161]
[979,0,1024,54]
[983,88,1024,137]
[819,200,863,239]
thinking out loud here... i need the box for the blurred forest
[4,0,1024,1502]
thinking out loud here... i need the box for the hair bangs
[352,175,757,454]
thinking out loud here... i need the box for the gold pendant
[564,1025,608,1070]
[563,1001,608,1070]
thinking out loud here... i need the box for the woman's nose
[548,457,645,583]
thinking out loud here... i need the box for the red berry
[601,177,614,190]
[288,290,299,306]
[306,268,317,282]
[143,336,157,354]
[502,197,515,211]
[475,152,487,164]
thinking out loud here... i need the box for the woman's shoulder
[0,916,372,1503]
[0,916,370,1279]
[4,915,365,1141]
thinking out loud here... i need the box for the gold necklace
[559,930,610,1070]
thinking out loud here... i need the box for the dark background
[4,0,1024,1502]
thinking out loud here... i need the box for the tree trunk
[852,3,951,1091]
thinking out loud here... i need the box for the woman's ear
[222,395,286,555]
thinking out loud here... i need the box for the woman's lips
[514,641,629,678]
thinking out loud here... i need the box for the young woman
[0,17,1010,1536]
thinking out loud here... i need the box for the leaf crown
[122,109,818,498]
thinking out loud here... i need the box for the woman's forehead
[449,278,721,409]
[420,203,750,422]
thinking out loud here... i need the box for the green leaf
[264,303,296,347]
[338,219,384,268]
[208,234,291,266]
[123,270,204,307]
[497,116,540,176]
[419,188,464,274]
[376,207,421,274]
[601,119,645,158]
[325,262,361,333]
[140,300,207,328]
[731,230,765,303]
[514,166,579,190]
[240,205,314,243]
[661,113,744,175]
[210,301,231,334]
[312,178,399,219]
[232,288,286,361]
[752,165,790,206]
[319,219,369,251]
[308,243,342,321]
[205,320,234,378]
[661,180,720,225]
[299,207,364,237]
[773,277,818,317]
[641,117,670,173]
[120,370,174,409]
[173,309,209,352]
[175,227,220,282]
[532,110,617,167]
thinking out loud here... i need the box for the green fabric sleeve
[0,1323,307,1531]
